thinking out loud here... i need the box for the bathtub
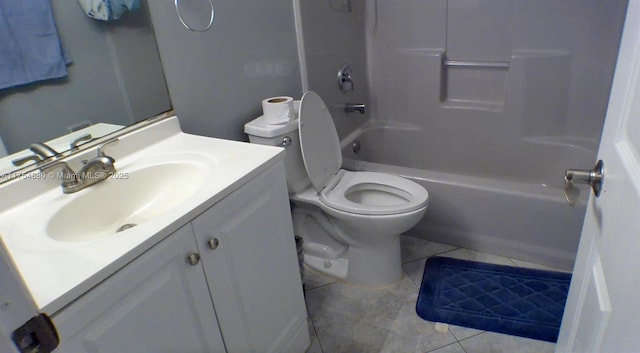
[341,123,593,270]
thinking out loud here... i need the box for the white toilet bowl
[292,169,428,286]
[245,91,429,286]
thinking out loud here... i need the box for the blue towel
[77,0,140,21]
[0,0,69,90]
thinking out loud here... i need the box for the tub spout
[344,103,366,115]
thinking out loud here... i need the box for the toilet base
[294,204,405,287]
[302,237,403,287]
[343,233,403,286]
[304,253,349,280]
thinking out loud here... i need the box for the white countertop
[0,116,283,314]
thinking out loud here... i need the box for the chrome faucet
[12,142,59,167]
[12,154,42,167]
[344,103,366,115]
[29,142,59,159]
[42,139,119,194]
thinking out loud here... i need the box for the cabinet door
[192,164,309,353]
[52,224,226,353]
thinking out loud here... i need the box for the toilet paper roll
[262,96,294,124]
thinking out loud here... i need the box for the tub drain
[117,223,137,232]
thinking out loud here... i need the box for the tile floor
[303,235,569,353]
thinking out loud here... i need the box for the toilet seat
[298,91,429,216]
[320,169,429,215]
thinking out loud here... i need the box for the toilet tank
[244,115,310,194]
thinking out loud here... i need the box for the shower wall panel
[447,0,513,61]
[365,0,627,181]
[297,0,369,139]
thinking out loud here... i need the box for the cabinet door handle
[207,238,219,250]
[187,253,201,266]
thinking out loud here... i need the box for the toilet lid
[298,91,342,192]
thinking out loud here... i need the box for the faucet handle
[12,155,42,167]
[97,138,119,157]
[41,161,77,188]
[70,133,92,150]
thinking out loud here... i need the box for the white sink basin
[47,161,208,242]
[0,116,284,312]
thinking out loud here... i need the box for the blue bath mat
[416,256,571,342]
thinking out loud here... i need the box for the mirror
[0,0,171,179]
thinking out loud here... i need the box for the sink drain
[117,223,137,232]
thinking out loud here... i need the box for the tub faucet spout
[344,103,366,115]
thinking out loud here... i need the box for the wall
[364,0,627,186]
[147,0,302,141]
[295,0,369,140]
[0,1,170,153]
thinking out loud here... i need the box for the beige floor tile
[509,257,572,273]
[306,276,457,353]
[400,235,458,263]
[437,248,516,266]
[427,342,467,353]
[459,331,555,353]
[402,257,427,288]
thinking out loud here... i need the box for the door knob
[564,160,604,207]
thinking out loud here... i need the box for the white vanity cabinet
[191,162,309,353]
[51,223,227,353]
[50,163,309,353]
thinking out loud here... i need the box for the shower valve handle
[337,64,354,93]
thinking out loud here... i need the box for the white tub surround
[342,124,585,270]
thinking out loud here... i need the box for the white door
[556,1,640,352]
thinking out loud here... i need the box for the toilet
[245,91,429,286]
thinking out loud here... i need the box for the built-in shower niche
[440,59,509,111]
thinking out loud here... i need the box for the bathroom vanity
[0,116,309,353]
